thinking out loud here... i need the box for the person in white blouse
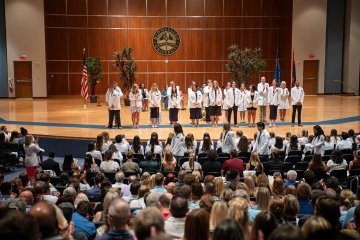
[149,83,162,128]
[268,79,281,127]
[219,123,236,154]
[130,135,145,155]
[188,84,203,127]
[278,81,290,122]
[330,129,340,145]
[86,142,103,161]
[114,134,129,156]
[139,83,149,111]
[239,83,248,123]
[257,76,269,122]
[106,84,123,129]
[245,85,259,127]
[203,80,213,123]
[311,125,325,156]
[129,84,142,129]
[24,135,44,180]
[291,80,305,127]
[209,80,223,127]
[223,82,231,120]
[145,132,163,156]
[100,150,120,173]
[252,122,270,156]
[225,81,241,127]
[171,123,186,163]
[168,85,181,125]
[336,132,353,150]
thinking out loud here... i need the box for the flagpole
[81,48,88,109]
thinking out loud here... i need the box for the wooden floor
[0,95,359,141]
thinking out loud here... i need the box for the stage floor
[0,95,359,141]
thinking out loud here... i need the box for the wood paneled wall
[44,0,292,95]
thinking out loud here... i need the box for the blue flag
[274,51,281,86]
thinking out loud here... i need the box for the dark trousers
[108,109,120,127]
[227,105,238,125]
[205,107,211,122]
[291,105,302,124]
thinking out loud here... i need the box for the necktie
[258,131,262,144]
[208,93,210,105]
[233,88,235,106]
[215,89,217,104]
[195,92,197,103]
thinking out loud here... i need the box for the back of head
[108,198,131,229]
[0,210,39,240]
[315,197,340,228]
[252,212,278,240]
[134,207,164,240]
[76,201,92,218]
[29,202,58,238]
[48,152,55,158]
[184,208,210,240]
[115,171,125,183]
[297,183,311,199]
[213,219,244,240]
[155,173,164,186]
[179,184,192,199]
[284,194,299,217]
[145,192,162,207]
[287,170,297,181]
[301,215,331,239]
[207,149,218,161]
[268,224,303,240]
[170,196,188,218]
[228,197,249,229]
[230,149,238,158]
[130,181,141,195]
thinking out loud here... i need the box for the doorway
[303,60,319,95]
[14,61,32,98]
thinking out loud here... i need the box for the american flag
[81,49,88,99]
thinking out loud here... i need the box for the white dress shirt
[336,139,353,150]
[291,86,305,105]
[169,94,181,109]
[203,86,212,108]
[105,86,121,103]
[257,82,269,106]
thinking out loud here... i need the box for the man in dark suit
[41,152,61,176]
[264,149,285,174]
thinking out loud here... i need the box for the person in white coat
[268,79,281,127]
[311,125,325,156]
[203,80,213,123]
[219,123,237,153]
[239,83,248,123]
[278,81,290,122]
[245,85,259,127]
[223,82,231,122]
[139,83,149,111]
[149,83,162,128]
[257,76,269,122]
[168,85,181,125]
[129,84,142,128]
[225,81,241,127]
[252,122,270,156]
[105,81,123,128]
[291,80,305,127]
[24,135,44,180]
[171,123,186,164]
[209,80,223,127]
[106,85,122,129]
[188,84,203,127]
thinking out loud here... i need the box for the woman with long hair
[286,135,301,155]
[349,150,360,172]
[209,201,229,233]
[330,128,340,145]
[162,148,177,172]
[278,81,290,122]
[145,132,163,156]
[228,197,250,238]
[101,131,112,152]
[268,79,281,127]
[245,84,258,127]
[326,149,347,173]
[62,153,79,172]
[24,134,44,180]
[163,132,175,153]
[169,85,180,125]
[139,83,148,111]
[148,83,161,128]
[308,153,326,172]
[95,134,103,153]
[271,136,285,152]
[108,143,123,164]
[312,125,325,156]
[171,123,185,163]
[82,154,99,172]
[184,208,210,240]
[256,186,271,211]
[189,84,203,127]
[237,135,250,153]
[184,133,197,154]
[181,152,202,172]
[246,151,263,173]
[239,82,248,123]
[272,177,285,197]
[244,176,257,198]
[199,132,214,154]
[209,80,223,127]
[86,141,103,161]
[129,83,142,128]
[130,135,144,155]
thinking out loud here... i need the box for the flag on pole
[274,50,281,86]
[292,50,296,83]
[81,48,88,100]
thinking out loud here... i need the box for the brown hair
[184,208,210,240]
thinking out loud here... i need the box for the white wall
[343,0,360,95]
[292,0,327,94]
[5,0,47,97]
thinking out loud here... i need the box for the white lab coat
[336,139,353,150]
[203,86,212,108]
[24,143,44,167]
[140,88,149,99]
[252,130,270,155]
[108,89,122,110]
[257,82,269,106]
[171,133,186,157]
[268,87,281,106]
[188,90,203,109]
[169,94,181,109]
[220,131,237,154]
[209,88,223,106]
[312,135,325,156]
[106,86,121,104]
[225,87,241,107]
[245,91,259,108]
[149,90,161,108]
[278,87,290,109]
[239,89,248,111]
[129,92,142,108]
[291,86,305,105]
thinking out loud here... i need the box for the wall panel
[45,0,292,95]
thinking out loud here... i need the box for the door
[303,60,319,95]
[14,61,32,98]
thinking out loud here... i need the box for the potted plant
[86,57,103,103]
[226,45,266,86]
[114,47,137,106]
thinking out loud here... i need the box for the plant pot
[90,95,98,103]
[124,98,130,106]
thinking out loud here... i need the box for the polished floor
[0,95,359,140]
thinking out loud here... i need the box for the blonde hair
[103,190,120,213]
[189,153,196,171]
[228,197,249,236]
[132,83,139,94]
[244,176,256,197]
[54,205,68,232]
[102,131,110,141]
[272,177,285,196]
[220,188,233,203]
[301,216,331,239]
[284,194,299,217]
[151,83,158,91]
[141,172,151,186]
[256,186,271,211]
[209,201,229,231]
[339,189,355,210]
[214,177,224,197]
[250,152,262,170]
[192,171,201,183]
[24,135,34,146]
[281,81,286,88]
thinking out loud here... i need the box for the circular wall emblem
[152,27,180,55]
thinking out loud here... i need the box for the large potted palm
[226,45,266,86]
[114,48,137,106]
[87,57,103,103]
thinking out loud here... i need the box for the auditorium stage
[0,95,359,141]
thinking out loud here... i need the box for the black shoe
[106,126,112,129]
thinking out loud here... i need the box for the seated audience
[202,149,221,173]
[222,149,244,176]
[100,150,120,173]
[41,151,61,176]
[326,149,348,172]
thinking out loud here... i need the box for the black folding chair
[285,155,302,164]
[288,150,302,157]
[204,171,221,177]
[295,162,309,171]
